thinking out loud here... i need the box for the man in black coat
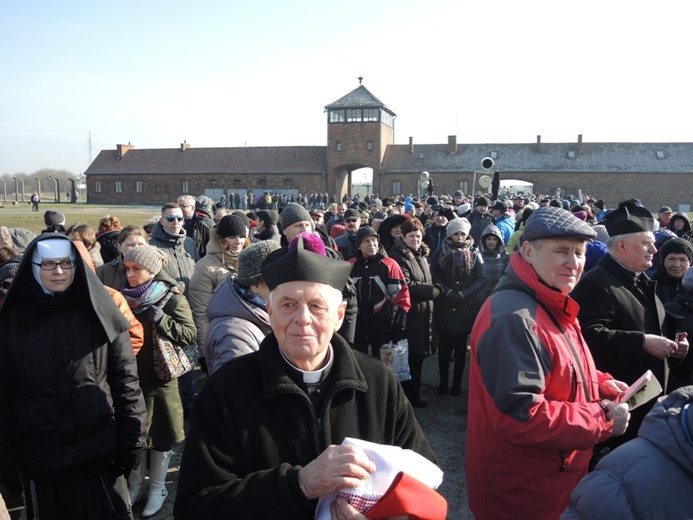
[174,235,436,519]
[572,199,689,448]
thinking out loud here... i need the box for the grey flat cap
[521,206,597,243]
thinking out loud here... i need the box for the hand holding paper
[617,370,663,411]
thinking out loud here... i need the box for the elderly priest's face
[267,281,346,371]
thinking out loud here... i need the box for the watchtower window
[346,109,362,122]
[363,109,378,122]
[329,110,345,123]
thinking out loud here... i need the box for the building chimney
[181,140,190,152]
[577,134,583,152]
[409,137,414,154]
[116,143,134,159]
[447,135,457,154]
[535,135,542,152]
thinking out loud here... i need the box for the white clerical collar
[280,344,334,384]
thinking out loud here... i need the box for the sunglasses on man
[165,215,184,222]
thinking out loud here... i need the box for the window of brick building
[459,181,468,194]
[392,181,401,195]
[115,181,122,193]
[336,141,342,151]
[155,185,161,194]
[367,140,373,151]
[182,181,189,193]
[94,181,101,193]
[136,181,143,193]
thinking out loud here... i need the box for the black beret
[659,237,693,263]
[257,210,278,226]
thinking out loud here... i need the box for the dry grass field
[0,202,162,236]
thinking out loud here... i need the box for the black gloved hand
[449,291,465,306]
[199,356,208,374]
[431,284,443,300]
[148,306,165,324]
[390,308,407,331]
[113,448,145,479]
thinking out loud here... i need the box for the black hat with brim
[601,202,654,236]
[261,235,352,292]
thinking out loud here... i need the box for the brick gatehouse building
[85,82,693,211]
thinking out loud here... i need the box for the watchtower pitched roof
[325,85,396,116]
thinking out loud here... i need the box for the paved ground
[129,352,473,520]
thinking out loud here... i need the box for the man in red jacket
[467,206,630,520]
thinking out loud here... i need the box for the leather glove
[113,448,144,479]
[199,356,208,374]
[390,308,407,332]
[431,284,443,300]
[148,305,165,324]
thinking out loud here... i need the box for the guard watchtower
[324,80,396,198]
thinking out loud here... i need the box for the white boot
[127,455,146,506]
[141,449,171,518]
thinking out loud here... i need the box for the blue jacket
[562,386,693,519]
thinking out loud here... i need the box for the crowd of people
[0,188,691,519]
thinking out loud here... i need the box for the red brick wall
[380,170,693,210]
[327,121,393,197]
[87,173,327,205]
[88,170,693,212]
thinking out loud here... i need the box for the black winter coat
[430,238,486,335]
[0,235,146,477]
[173,333,435,519]
[571,253,677,445]
[389,237,439,356]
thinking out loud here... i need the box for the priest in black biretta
[174,234,437,520]
[601,199,655,237]
[261,234,352,292]
[571,198,689,450]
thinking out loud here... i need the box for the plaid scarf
[437,237,473,276]
[120,279,172,314]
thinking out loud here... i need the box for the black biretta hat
[601,200,655,236]
[261,235,352,291]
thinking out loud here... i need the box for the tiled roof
[85,146,327,175]
[381,142,693,174]
[324,85,396,116]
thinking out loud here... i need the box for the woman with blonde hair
[188,214,250,367]
[67,223,103,267]
[97,225,149,290]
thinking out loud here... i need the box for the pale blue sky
[2,0,691,175]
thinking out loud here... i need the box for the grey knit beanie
[281,203,313,230]
[123,245,169,275]
[236,240,281,288]
[446,218,471,238]
[0,257,21,282]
